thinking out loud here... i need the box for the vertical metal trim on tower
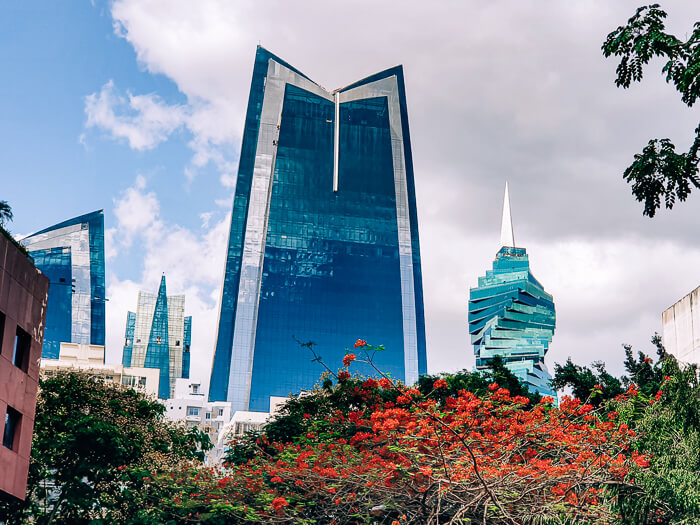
[227,60,334,411]
[333,92,340,192]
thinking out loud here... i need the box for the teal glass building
[468,186,556,397]
[209,47,427,412]
[122,275,192,399]
[22,210,106,359]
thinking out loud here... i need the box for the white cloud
[92,0,700,392]
[84,80,187,150]
[105,177,229,390]
[111,176,162,247]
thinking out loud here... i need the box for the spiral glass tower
[468,184,556,397]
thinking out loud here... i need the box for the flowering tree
[137,342,645,524]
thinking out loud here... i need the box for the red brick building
[0,231,49,500]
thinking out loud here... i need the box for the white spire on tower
[500,182,515,248]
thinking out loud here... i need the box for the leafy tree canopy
[0,371,211,525]
[603,4,700,217]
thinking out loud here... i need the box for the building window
[192,384,200,394]
[3,406,21,451]
[218,408,224,417]
[138,377,147,387]
[13,326,31,372]
[175,340,180,346]
[205,412,211,420]
[187,407,200,417]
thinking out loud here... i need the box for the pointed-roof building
[122,275,192,399]
[467,184,556,398]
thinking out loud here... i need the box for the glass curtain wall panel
[22,210,106,358]
[209,47,427,412]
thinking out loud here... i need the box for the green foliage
[603,4,700,217]
[552,333,667,406]
[0,200,31,258]
[551,358,624,406]
[554,334,700,523]
[0,371,211,524]
[609,359,700,523]
[0,200,13,227]
[418,354,541,405]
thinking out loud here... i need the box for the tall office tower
[209,47,427,412]
[468,184,556,398]
[122,275,191,399]
[22,211,106,359]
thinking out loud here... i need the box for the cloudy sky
[3,1,699,389]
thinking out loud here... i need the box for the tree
[608,359,700,523]
[551,334,700,523]
[137,344,644,524]
[0,371,211,524]
[231,349,540,459]
[0,200,13,228]
[552,333,668,406]
[603,4,700,217]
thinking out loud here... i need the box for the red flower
[396,395,410,405]
[379,377,393,389]
[338,370,351,381]
[343,353,356,366]
[354,339,367,348]
[634,454,650,468]
[271,496,289,514]
[433,378,448,389]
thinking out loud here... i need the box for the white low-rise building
[214,396,288,462]
[164,379,232,460]
[40,343,160,397]
[663,285,700,365]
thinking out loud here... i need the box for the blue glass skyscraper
[22,210,106,359]
[122,275,192,399]
[468,185,556,397]
[209,47,427,412]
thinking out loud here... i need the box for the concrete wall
[0,233,49,500]
[662,286,700,365]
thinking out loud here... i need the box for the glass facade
[468,246,556,397]
[22,210,106,359]
[122,275,192,399]
[209,47,426,412]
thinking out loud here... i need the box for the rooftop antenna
[500,182,515,248]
